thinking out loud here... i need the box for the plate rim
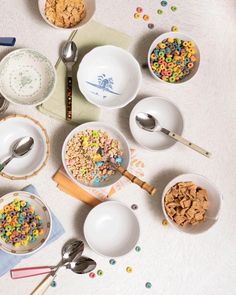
[0,114,50,180]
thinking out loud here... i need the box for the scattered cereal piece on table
[97,269,104,276]
[143,14,150,22]
[136,7,143,13]
[135,246,141,252]
[157,9,163,15]
[89,272,96,278]
[134,12,142,20]
[145,282,152,289]
[131,204,138,210]
[162,219,168,226]
[109,259,116,265]
[171,6,177,12]
[148,23,154,29]
[51,281,57,287]
[126,266,133,273]
[171,26,179,32]
[160,0,168,7]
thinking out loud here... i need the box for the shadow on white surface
[73,203,91,245]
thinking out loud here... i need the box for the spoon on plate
[61,41,79,121]
[30,256,96,295]
[0,136,34,172]
[11,239,84,279]
[135,112,211,158]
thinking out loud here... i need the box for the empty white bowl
[162,173,222,234]
[77,45,142,109]
[0,48,56,106]
[84,201,140,257]
[0,191,52,255]
[129,97,184,150]
[148,32,200,84]
[38,0,96,30]
[62,121,130,188]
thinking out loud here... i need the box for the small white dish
[162,173,222,234]
[129,97,184,150]
[62,121,130,188]
[0,115,50,180]
[148,32,200,84]
[84,201,140,257]
[0,191,52,255]
[38,0,96,30]
[77,45,142,109]
[0,48,56,106]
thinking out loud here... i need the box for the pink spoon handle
[11,266,52,279]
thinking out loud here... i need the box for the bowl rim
[83,200,140,257]
[0,48,57,106]
[129,96,185,151]
[161,173,223,234]
[77,45,142,109]
[0,114,50,180]
[61,121,131,188]
[147,31,201,84]
[0,190,52,256]
[37,0,96,30]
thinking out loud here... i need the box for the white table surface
[0,1,236,294]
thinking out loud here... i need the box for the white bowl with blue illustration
[0,48,56,106]
[77,45,142,109]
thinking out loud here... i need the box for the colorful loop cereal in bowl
[77,45,142,109]
[162,173,222,234]
[0,191,52,255]
[148,32,200,84]
[62,122,130,188]
[38,0,96,30]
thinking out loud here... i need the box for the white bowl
[0,48,56,106]
[0,115,50,180]
[62,121,130,188]
[84,201,140,257]
[77,45,142,109]
[148,32,200,84]
[129,97,184,150]
[0,191,52,255]
[38,0,96,30]
[162,173,222,234]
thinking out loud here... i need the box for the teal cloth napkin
[0,185,65,277]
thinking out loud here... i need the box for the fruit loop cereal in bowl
[162,174,222,234]
[0,191,51,255]
[148,32,200,83]
[62,122,130,188]
[38,0,96,30]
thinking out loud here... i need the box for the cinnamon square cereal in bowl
[62,122,130,188]
[162,173,222,234]
[38,0,95,29]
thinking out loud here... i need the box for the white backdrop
[0,1,236,294]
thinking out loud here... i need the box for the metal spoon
[61,41,78,121]
[0,136,34,172]
[135,112,211,157]
[11,239,85,280]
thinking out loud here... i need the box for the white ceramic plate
[0,191,52,255]
[0,48,56,106]
[84,201,140,257]
[77,45,142,109]
[62,121,130,188]
[162,173,222,234]
[0,115,50,180]
[38,0,96,30]
[129,97,184,150]
[148,32,200,84]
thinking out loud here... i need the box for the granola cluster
[45,0,86,28]
[164,181,208,226]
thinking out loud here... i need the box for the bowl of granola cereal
[38,0,96,29]
[162,173,222,234]
[62,122,130,188]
